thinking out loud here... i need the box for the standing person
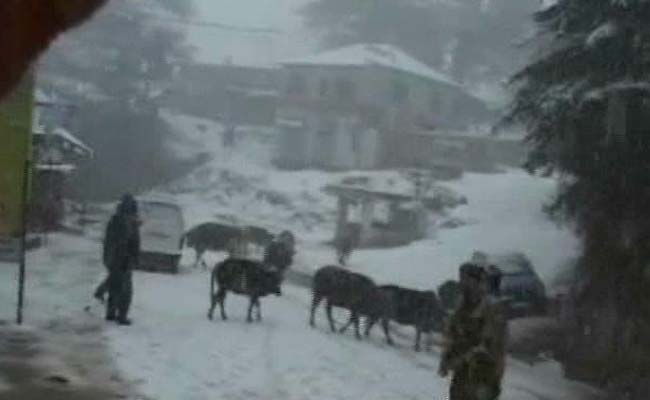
[263,231,295,275]
[335,227,355,266]
[438,263,507,400]
[102,194,140,326]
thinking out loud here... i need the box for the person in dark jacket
[263,237,294,274]
[101,194,140,325]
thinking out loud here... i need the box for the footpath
[0,320,138,400]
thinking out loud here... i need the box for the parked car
[489,252,547,318]
[137,197,185,274]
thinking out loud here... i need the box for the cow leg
[414,327,422,352]
[365,316,377,337]
[425,331,433,352]
[218,289,228,320]
[207,290,218,320]
[381,318,394,346]
[326,301,336,333]
[255,298,262,321]
[339,314,354,334]
[309,294,322,328]
[247,296,257,323]
[353,312,361,340]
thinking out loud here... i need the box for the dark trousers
[106,268,132,320]
[450,364,501,400]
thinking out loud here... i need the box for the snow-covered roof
[324,174,465,208]
[35,89,53,105]
[283,43,460,88]
[35,88,73,107]
[35,163,76,173]
[33,127,94,157]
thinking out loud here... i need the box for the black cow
[207,258,282,323]
[309,265,376,339]
[437,279,461,311]
[182,223,241,268]
[366,285,446,351]
[245,225,274,249]
[338,285,395,345]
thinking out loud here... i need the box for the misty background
[38,0,537,200]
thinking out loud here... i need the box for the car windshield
[490,254,533,275]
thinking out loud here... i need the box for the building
[30,89,93,231]
[274,43,493,170]
[168,63,279,125]
[324,175,467,248]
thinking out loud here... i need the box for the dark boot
[105,270,120,322]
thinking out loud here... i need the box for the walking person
[101,194,140,326]
[438,263,507,400]
[335,227,355,266]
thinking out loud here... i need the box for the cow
[245,225,274,250]
[438,280,462,311]
[309,265,376,340]
[207,258,282,323]
[365,285,446,351]
[263,239,295,277]
[338,285,396,345]
[181,222,241,268]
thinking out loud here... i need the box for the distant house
[30,89,93,231]
[274,43,493,171]
[323,175,467,248]
[168,63,279,126]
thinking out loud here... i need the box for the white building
[274,43,490,170]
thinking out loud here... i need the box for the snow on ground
[159,110,580,293]
[0,232,600,400]
[340,170,580,291]
[0,235,136,396]
[0,111,594,399]
[110,269,599,400]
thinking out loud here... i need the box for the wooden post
[359,199,375,246]
[335,197,349,242]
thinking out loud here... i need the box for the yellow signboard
[0,72,34,237]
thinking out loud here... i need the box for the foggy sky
[187,0,316,66]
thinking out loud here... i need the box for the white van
[137,197,185,273]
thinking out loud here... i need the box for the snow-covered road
[107,265,600,400]
[0,112,598,399]
[1,233,599,400]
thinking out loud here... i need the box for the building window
[336,78,356,102]
[287,72,307,95]
[391,79,410,104]
[319,78,330,97]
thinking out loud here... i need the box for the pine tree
[506,0,650,393]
